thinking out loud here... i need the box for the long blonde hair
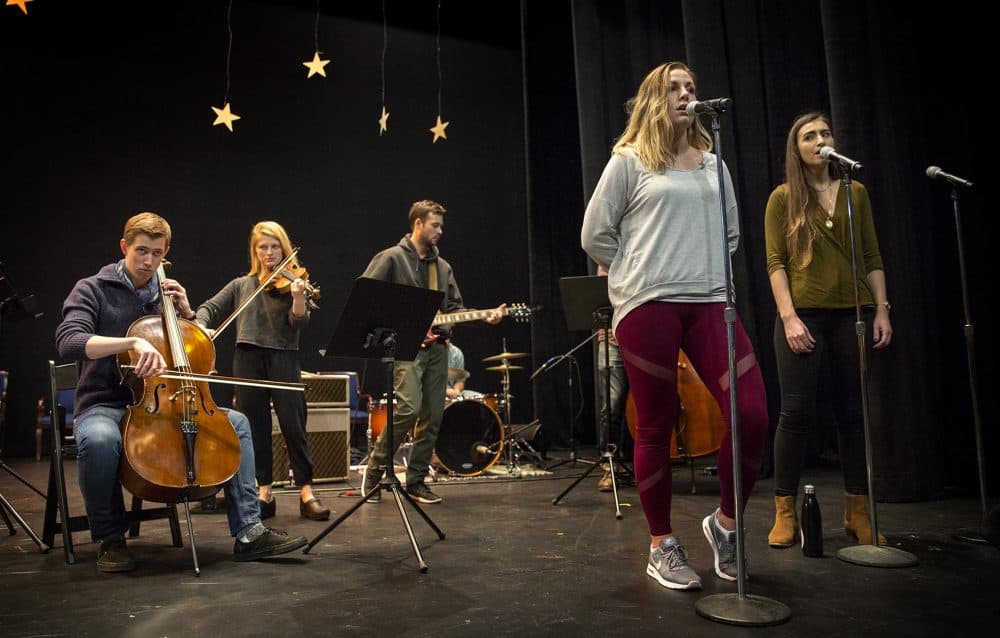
[783,112,842,268]
[612,61,712,172]
[247,221,296,277]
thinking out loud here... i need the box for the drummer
[446,339,481,401]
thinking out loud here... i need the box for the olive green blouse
[764,181,884,310]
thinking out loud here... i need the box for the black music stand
[0,262,48,550]
[550,275,628,519]
[303,277,446,572]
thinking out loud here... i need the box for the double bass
[625,349,727,460]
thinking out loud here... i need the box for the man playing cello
[55,212,308,572]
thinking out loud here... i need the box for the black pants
[772,309,872,497]
[233,344,313,486]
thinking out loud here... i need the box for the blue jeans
[596,341,630,456]
[74,406,262,541]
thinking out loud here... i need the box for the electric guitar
[423,302,538,345]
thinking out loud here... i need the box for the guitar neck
[431,307,503,327]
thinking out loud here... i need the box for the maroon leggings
[615,301,768,536]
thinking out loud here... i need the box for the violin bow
[120,365,306,391]
[208,247,300,342]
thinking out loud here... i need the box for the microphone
[529,355,561,381]
[474,443,494,456]
[926,165,973,188]
[819,146,863,172]
[685,98,733,116]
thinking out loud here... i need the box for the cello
[624,349,727,460]
[117,262,241,504]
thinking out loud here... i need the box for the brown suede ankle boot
[843,493,887,545]
[768,495,799,548]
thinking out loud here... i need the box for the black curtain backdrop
[0,1,531,457]
[566,0,997,501]
[3,1,995,503]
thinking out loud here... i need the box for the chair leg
[168,504,183,547]
[43,450,76,565]
[127,495,142,538]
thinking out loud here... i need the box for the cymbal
[486,363,525,372]
[482,351,530,362]
[448,367,470,381]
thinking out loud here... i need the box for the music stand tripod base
[303,277,447,572]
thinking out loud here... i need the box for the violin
[211,247,318,342]
[264,261,321,308]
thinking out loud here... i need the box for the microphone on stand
[529,355,561,381]
[926,165,974,188]
[685,98,733,115]
[820,146,863,172]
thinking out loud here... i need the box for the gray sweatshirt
[581,148,739,333]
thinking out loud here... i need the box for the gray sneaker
[362,467,382,503]
[702,509,747,581]
[646,537,702,590]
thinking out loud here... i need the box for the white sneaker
[646,537,702,590]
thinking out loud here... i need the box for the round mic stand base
[695,593,791,627]
[837,543,918,568]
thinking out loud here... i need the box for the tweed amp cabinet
[271,373,350,484]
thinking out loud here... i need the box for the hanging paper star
[303,51,330,78]
[378,106,390,135]
[6,0,32,14]
[429,115,449,143]
[211,102,241,132]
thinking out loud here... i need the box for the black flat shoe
[300,497,331,521]
[259,498,276,520]
[233,528,307,562]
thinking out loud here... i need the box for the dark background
[2,1,996,502]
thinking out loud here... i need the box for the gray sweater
[581,148,739,333]
[195,275,308,350]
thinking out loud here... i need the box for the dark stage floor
[2,449,998,637]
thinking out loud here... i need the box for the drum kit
[365,346,543,478]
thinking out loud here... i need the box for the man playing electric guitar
[360,199,503,504]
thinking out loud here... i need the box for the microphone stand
[832,162,917,569]
[535,332,599,471]
[694,105,790,627]
[942,185,991,545]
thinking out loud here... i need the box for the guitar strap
[427,259,439,292]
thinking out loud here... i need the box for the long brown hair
[783,112,842,268]
[612,61,712,172]
[247,221,296,277]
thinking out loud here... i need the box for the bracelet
[876,302,891,311]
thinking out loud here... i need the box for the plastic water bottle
[801,484,823,557]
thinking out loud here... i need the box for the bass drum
[434,399,503,476]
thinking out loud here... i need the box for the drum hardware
[485,363,524,372]
[486,339,544,475]
[481,351,529,363]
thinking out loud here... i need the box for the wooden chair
[40,360,183,565]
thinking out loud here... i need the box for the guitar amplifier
[271,407,350,484]
[301,373,349,407]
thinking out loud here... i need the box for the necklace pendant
[825,218,834,229]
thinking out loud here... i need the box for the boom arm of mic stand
[530,331,600,380]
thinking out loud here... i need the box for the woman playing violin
[194,221,330,521]
[55,212,307,573]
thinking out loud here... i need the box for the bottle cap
[804,484,815,494]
